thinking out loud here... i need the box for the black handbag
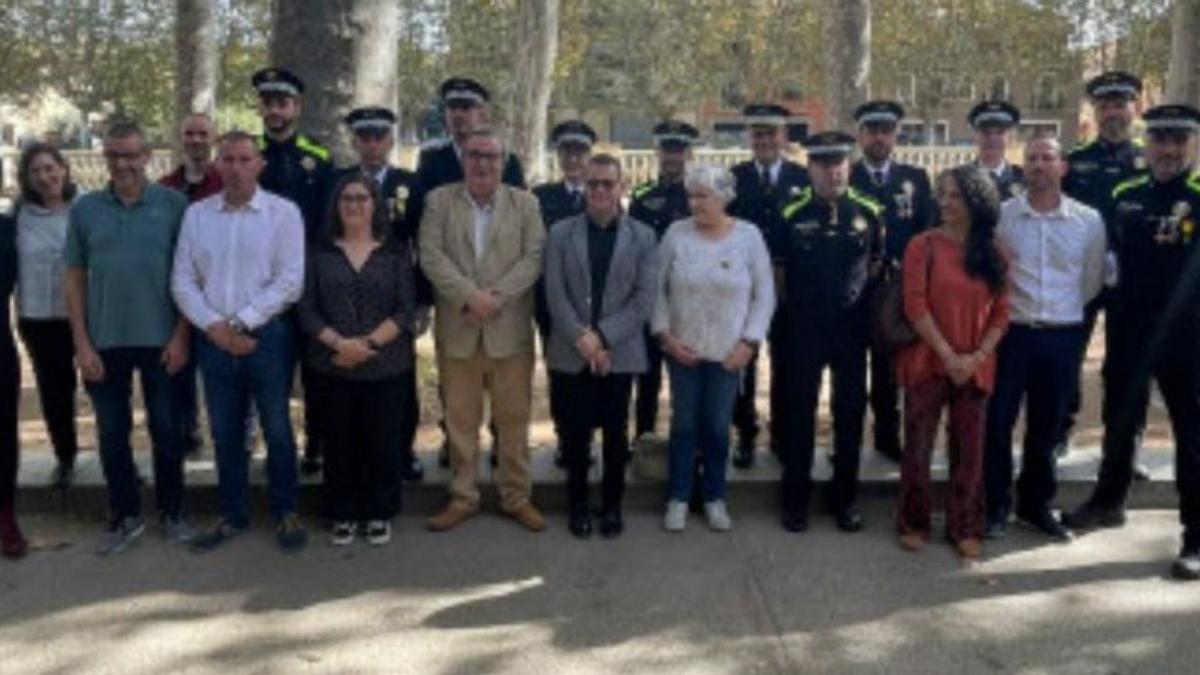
[872,237,932,352]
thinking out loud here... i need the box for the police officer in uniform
[408,77,526,467]
[1057,71,1149,468]
[849,101,936,463]
[774,131,884,533]
[1062,104,1200,581]
[252,67,336,476]
[968,100,1025,201]
[533,120,596,467]
[727,104,810,468]
[630,120,697,438]
[337,106,425,482]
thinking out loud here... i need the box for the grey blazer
[543,212,657,374]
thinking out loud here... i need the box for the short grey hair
[465,127,506,155]
[684,164,736,204]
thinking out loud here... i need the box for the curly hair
[937,165,1007,294]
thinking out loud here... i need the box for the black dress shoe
[554,450,567,469]
[1062,500,1127,531]
[1016,508,1074,542]
[568,513,593,539]
[832,506,863,533]
[50,462,75,490]
[875,440,902,463]
[599,510,624,538]
[1133,462,1152,481]
[732,444,755,469]
[400,457,424,482]
[782,512,808,533]
[984,517,1008,540]
[300,455,323,476]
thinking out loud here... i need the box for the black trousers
[0,340,18,507]
[553,370,633,515]
[323,375,407,521]
[984,324,1084,521]
[767,309,791,453]
[16,319,78,468]
[732,353,761,448]
[1095,317,1200,547]
[868,344,901,454]
[635,327,664,436]
[398,368,420,468]
[780,318,868,516]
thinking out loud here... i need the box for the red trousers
[898,376,988,543]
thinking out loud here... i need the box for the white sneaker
[365,520,391,546]
[330,521,356,546]
[704,500,733,532]
[663,500,688,532]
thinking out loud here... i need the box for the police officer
[532,120,596,468]
[630,120,697,438]
[337,106,425,483]
[727,104,809,468]
[408,77,525,467]
[1057,71,1149,465]
[850,100,936,463]
[1062,104,1200,581]
[968,100,1025,201]
[774,131,884,534]
[252,67,336,476]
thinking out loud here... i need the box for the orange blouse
[897,230,1010,394]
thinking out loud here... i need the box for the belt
[1012,320,1083,331]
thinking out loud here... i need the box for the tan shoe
[426,501,478,532]
[956,537,983,561]
[898,533,925,552]
[505,502,547,532]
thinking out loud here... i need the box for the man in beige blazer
[419,129,547,532]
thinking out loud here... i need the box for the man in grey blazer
[419,129,547,532]
[544,154,658,538]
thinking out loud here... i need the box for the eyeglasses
[103,151,144,162]
[465,151,502,163]
[339,193,372,203]
[586,179,618,191]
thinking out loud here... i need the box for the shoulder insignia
[295,135,331,162]
[420,137,450,151]
[1186,172,1200,195]
[1112,173,1150,199]
[632,181,656,200]
[847,187,884,217]
[782,187,813,220]
[1070,139,1096,155]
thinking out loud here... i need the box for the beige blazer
[418,182,545,359]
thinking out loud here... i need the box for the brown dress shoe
[427,502,478,532]
[505,502,547,532]
[898,533,925,552]
[956,538,983,561]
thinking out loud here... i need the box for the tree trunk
[269,0,399,164]
[1167,0,1200,107]
[507,0,559,184]
[175,0,219,126]
[822,0,871,132]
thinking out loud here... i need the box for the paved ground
[2,501,1199,675]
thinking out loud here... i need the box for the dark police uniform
[773,132,884,533]
[532,120,596,466]
[1067,104,1200,578]
[1057,71,1147,449]
[968,100,1025,202]
[252,67,336,474]
[726,104,810,463]
[629,120,697,437]
[336,105,424,481]
[849,100,937,461]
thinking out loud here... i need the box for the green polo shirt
[65,183,187,349]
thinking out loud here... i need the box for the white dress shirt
[997,194,1107,325]
[466,191,495,261]
[171,188,306,331]
[758,158,782,187]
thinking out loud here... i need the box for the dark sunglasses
[586,179,618,191]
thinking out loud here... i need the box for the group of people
[2,66,1199,582]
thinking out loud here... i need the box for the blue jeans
[196,317,298,527]
[666,359,740,502]
[85,347,184,521]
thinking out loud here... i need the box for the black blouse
[0,214,15,349]
[299,239,416,380]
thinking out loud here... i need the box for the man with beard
[968,101,1025,202]
[251,67,335,477]
[726,103,809,467]
[849,100,935,462]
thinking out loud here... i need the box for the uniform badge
[1072,161,1098,173]
[300,156,317,172]
[1154,201,1190,245]
[1007,183,1025,200]
[789,185,803,197]
[394,185,409,217]
[643,197,665,211]
[853,216,868,233]
[1134,156,1147,170]
[1117,200,1143,213]
[1184,218,1196,245]
[895,181,915,220]
[795,220,819,234]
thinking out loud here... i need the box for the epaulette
[1069,138,1096,154]
[1112,173,1151,199]
[631,181,656,200]
[781,186,814,220]
[420,137,450,152]
[847,187,884,217]
[1186,171,1200,195]
[295,134,331,162]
